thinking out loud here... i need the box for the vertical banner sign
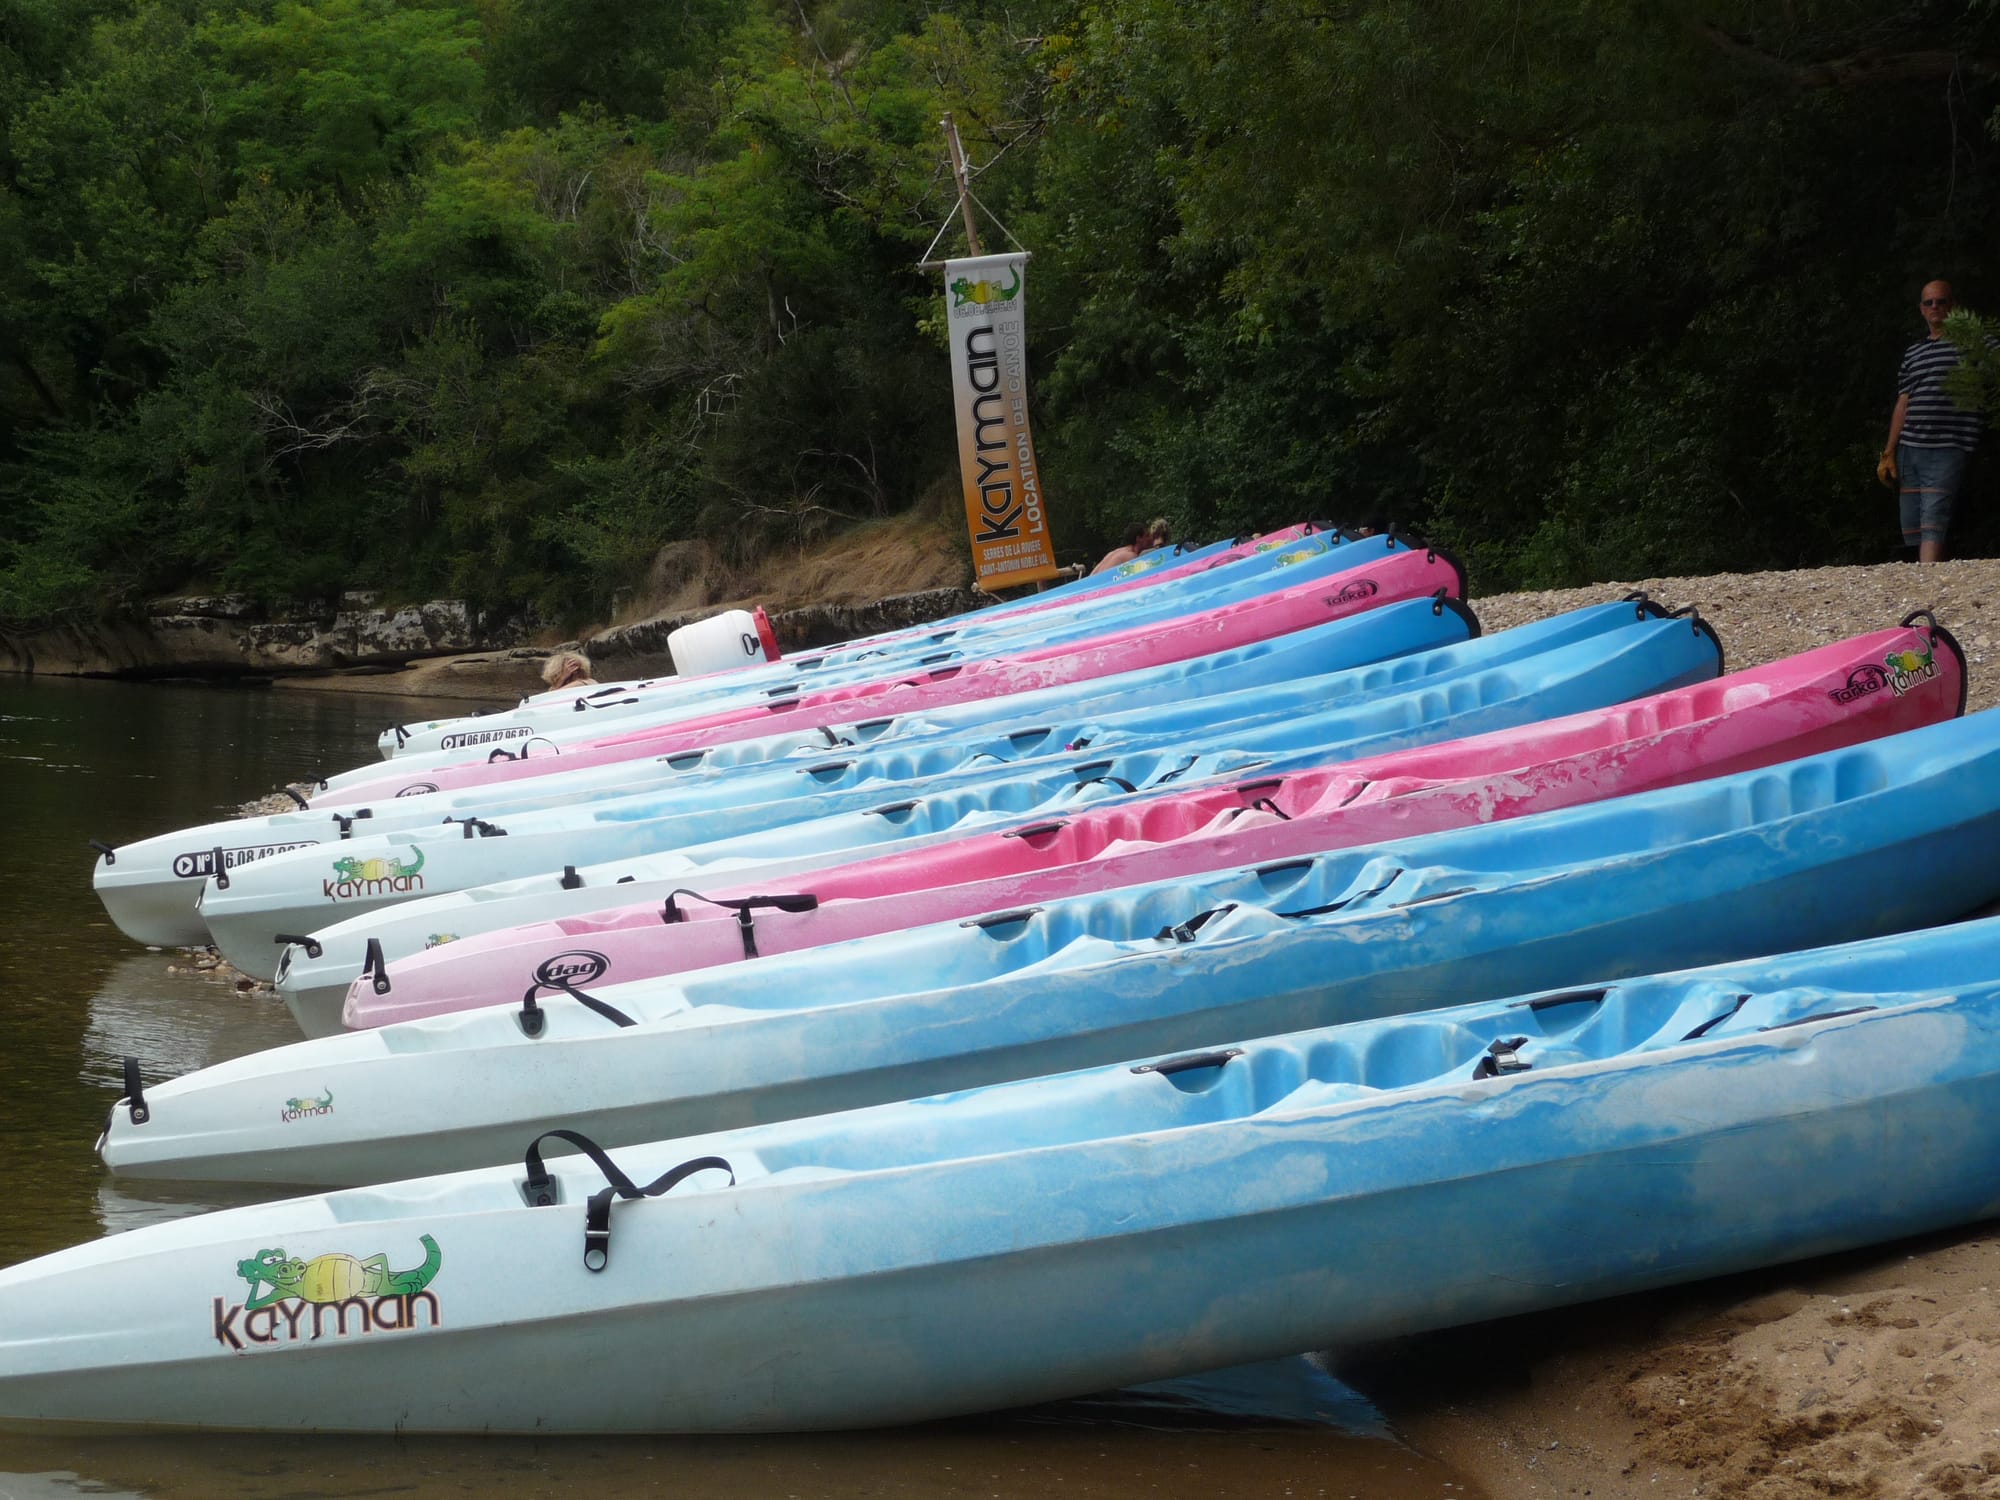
[946,252,1060,588]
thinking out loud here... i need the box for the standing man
[1879,279,1982,562]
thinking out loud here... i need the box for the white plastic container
[667,606,781,677]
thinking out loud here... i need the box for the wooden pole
[942,113,983,258]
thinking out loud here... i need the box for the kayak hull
[22,922,2000,1432]
[99,709,2000,1187]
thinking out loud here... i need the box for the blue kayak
[204,595,1723,985]
[102,706,2000,1186]
[27,918,2000,1431]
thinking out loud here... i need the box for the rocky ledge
[0,591,533,679]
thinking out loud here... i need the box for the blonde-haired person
[541,650,596,690]
[1146,517,1174,550]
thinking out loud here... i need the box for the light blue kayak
[103,707,2000,1186]
[382,528,1371,760]
[24,918,2000,1431]
[96,590,1478,948]
[206,599,1723,984]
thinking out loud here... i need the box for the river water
[0,675,1483,1499]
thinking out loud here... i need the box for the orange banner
[945,252,1060,588]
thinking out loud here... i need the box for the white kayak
[15,920,2000,1432]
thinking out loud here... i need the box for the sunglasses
[1923,297,1954,308]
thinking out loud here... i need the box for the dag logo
[395,783,439,798]
[535,950,611,989]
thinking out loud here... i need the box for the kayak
[256,597,1685,1022]
[100,702,2000,1187]
[219,597,1721,996]
[94,590,1476,949]
[312,542,1465,807]
[23,918,2000,1432]
[380,526,1364,760]
[338,617,1963,1033]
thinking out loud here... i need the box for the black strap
[660,888,819,960]
[274,932,325,959]
[521,1129,734,1272]
[560,865,583,890]
[1276,868,1405,920]
[1155,903,1239,943]
[1072,773,1139,795]
[442,816,506,839]
[1679,994,1750,1041]
[1148,755,1200,787]
[89,839,117,866]
[121,1055,149,1125]
[361,937,391,995]
[334,809,372,838]
[1471,1037,1531,1079]
[278,786,310,809]
[209,845,230,890]
[520,973,637,1036]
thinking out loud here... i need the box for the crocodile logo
[322,846,425,900]
[280,1089,333,1123]
[1885,641,1938,697]
[423,932,460,950]
[1271,540,1329,567]
[214,1234,443,1350]
[950,265,1021,309]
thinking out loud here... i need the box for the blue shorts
[1899,444,1969,546]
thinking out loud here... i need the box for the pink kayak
[345,613,1965,1029]
[316,542,1463,808]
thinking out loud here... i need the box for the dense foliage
[5,0,2000,624]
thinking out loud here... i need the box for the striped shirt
[1898,336,1985,451]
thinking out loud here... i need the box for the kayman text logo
[213,1234,442,1351]
[394,783,439,798]
[280,1089,332,1123]
[437,726,532,751]
[1885,642,1938,697]
[1327,580,1379,606]
[950,266,1020,309]
[962,325,1045,545]
[535,950,610,988]
[322,847,425,900]
[172,842,317,880]
[1829,663,1891,706]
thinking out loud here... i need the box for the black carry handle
[362,937,391,996]
[121,1055,150,1125]
[518,973,637,1038]
[273,932,325,959]
[90,839,117,866]
[521,1129,734,1272]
